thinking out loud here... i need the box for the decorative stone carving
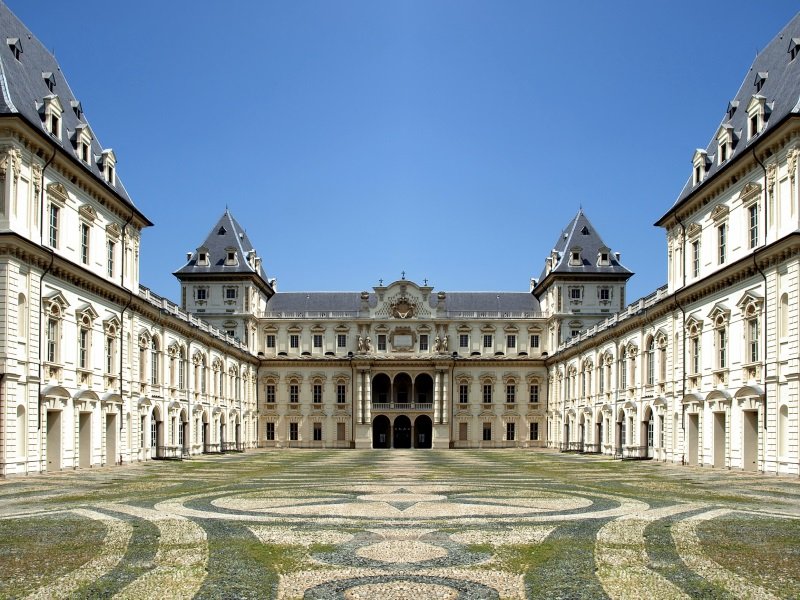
[31,163,42,194]
[390,296,417,319]
[766,162,777,193]
[788,147,798,182]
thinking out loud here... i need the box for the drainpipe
[751,147,770,473]
[35,144,57,470]
[674,212,687,466]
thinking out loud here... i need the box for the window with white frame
[717,223,726,264]
[289,422,298,441]
[530,422,539,441]
[265,422,275,441]
[80,222,90,265]
[78,324,90,370]
[482,383,493,403]
[377,334,387,351]
[290,334,300,349]
[48,203,59,248]
[266,334,276,349]
[747,317,760,363]
[43,95,62,138]
[506,422,515,441]
[599,288,611,302]
[506,334,516,349]
[419,334,428,351]
[225,287,238,300]
[337,334,347,348]
[716,325,727,369]
[313,334,323,349]
[336,383,346,403]
[313,422,322,441]
[748,204,758,249]
[289,384,299,403]
[692,239,700,278]
[195,287,207,301]
[529,383,539,403]
[459,383,468,404]
[506,384,516,403]
[483,334,493,348]
[646,338,655,385]
[313,384,322,403]
[266,384,276,403]
[107,240,115,278]
[459,334,469,348]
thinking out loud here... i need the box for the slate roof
[174,210,272,285]
[533,210,632,296]
[0,3,148,222]
[658,11,800,224]
[264,291,540,313]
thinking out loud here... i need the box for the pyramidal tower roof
[0,2,149,224]
[174,210,274,292]
[533,210,632,297]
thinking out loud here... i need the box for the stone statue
[433,336,441,353]
[441,334,448,352]
[365,337,373,352]
[357,336,365,353]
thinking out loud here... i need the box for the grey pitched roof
[264,291,540,314]
[659,12,800,223]
[0,3,147,222]
[533,210,632,294]
[174,210,272,287]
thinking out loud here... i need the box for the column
[364,370,372,423]
[433,371,441,424]
[441,370,449,425]
[356,372,364,424]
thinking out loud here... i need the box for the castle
[0,3,797,475]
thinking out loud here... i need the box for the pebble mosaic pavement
[1,449,799,599]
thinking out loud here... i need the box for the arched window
[646,338,655,385]
[150,337,160,385]
[16,405,26,458]
[779,404,789,457]
[780,293,789,339]
[17,293,26,337]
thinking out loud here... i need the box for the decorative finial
[423,278,428,286]
[401,270,406,280]
[379,278,383,286]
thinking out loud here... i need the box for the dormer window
[71,100,83,119]
[747,95,767,139]
[790,38,800,61]
[42,95,63,138]
[224,247,238,266]
[754,72,767,93]
[726,100,738,120]
[569,248,582,266]
[99,149,116,185]
[692,149,709,185]
[75,124,93,164]
[196,248,209,266]
[42,71,55,93]
[716,124,733,165]
[7,38,22,61]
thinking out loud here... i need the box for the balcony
[371,402,432,411]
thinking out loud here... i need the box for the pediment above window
[707,303,730,325]
[737,290,764,315]
[78,204,97,222]
[686,222,702,238]
[710,204,729,222]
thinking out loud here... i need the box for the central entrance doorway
[414,415,432,448]
[393,415,412,448]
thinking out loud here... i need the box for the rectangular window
[289,422,298,441]
[377,334,387,351]
[570,287,582,300]
[105,336,114,374]
[482,422,492,441]
[290,334,299,349]
[313,334,323,349]
[748,205,758,249]
[692,240,700,278]
[336,384,346,404]
[80,223,90,265]
[506,335,516,349]
[419,334,428,351]
[46,318,58,363]
[483,334,493,348]
[506,384,515,403]
[337,422,346,441]
[337,334,347,348]
[226,287,237,300]
[266,384,276,403]
[748,319,759,362]
[289,384,299,403]
[529,384,539,403]
[620,357,627,388]
[717,224,726,265]
[691,338,700,374]
[459,422,468,441]
[49,204,59,248]
[600,288,610,301]
[459,384,468,404]
[482,384,492,403]
[266,334,276,349]
[266,422,275,441]
[107,240,115,278]
[78,328,89,369]
[717,328,727,369]
[506,422,515,441]
[178,356,185,388]
[459,334,469,348]
[530,422,539,441]
[530,334,540,349]
[196,288,207,301]
[313,422,322,441]
[313,384,322,403]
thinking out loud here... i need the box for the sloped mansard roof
[0,2,149,223]
[659,11,800,224]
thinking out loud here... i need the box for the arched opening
[642,406,654,458]
[220,412,228,450]
[151,406,164,458]
[414,373,434,407]
[372,415,391,448]
[372,373,391,406]
[615,408,625,453]
[414,415,432,448]
[16,404,26,459]
[202,410,210,452]
[235,415,242,449]
[393,373,412,405]
[179,409,188,454]
[393,415,412,448]
[780,293,789,338]
[578,413,586,451]
[779,404,789,457]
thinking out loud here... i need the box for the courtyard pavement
[0,449,799,599]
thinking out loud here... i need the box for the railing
[581,443,601,454]
[560,441,583,452]
[371,402,433,411]
[222,441,243,453]
[262,310,360,319]
[154,445,183,460]
[621,445,651,460]
[445,310,543,319]
[203,443,222,454]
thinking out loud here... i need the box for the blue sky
[7,1,799,303]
